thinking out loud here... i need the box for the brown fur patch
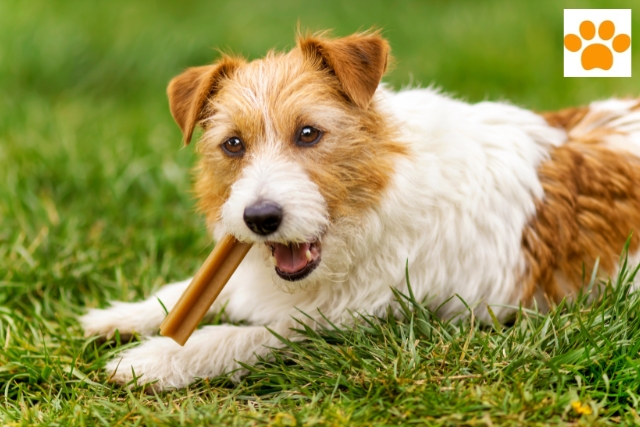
[541,107,589,131]
[522,108,640,303]
[298,100,407,219]
[543,102,639,145]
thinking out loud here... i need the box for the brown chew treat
[159,235,252,346]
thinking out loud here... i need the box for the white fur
[81,86,575,389]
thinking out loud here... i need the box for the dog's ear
[298,30,390,109]
[167,56,244,145]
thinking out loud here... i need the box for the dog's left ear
[167,56,245,145]
[298,30,390,109]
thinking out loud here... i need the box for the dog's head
[167,30,405,289]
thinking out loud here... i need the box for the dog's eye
[222,137,245,156]
[297,126,322,146]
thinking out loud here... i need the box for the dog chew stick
[159,235,252,346]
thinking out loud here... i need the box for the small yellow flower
[571,400,593,415]
[269,412,297,427]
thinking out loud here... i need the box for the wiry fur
[80,31,640,390]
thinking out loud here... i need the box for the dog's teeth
[271,256,277,266]
[305,250,312,262]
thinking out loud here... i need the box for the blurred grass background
[1,0,639,425]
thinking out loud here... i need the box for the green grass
[1,0,640,425]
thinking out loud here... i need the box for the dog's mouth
[266,240,321,281]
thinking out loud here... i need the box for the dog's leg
[79,278,197,339]
[106,320,299,390]
[79,248,269,339]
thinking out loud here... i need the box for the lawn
[2,0,640,425]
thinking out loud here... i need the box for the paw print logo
[564,20,630,70]
[563,9,631,78]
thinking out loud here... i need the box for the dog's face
[167,32,406,289]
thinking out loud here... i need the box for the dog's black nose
[243,201,283,235]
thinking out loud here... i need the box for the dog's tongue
[273,242,310,273]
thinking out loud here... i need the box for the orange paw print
[564,20,631,70]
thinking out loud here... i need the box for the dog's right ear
[167,56,244,145]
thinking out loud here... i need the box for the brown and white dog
[80,30,640,390]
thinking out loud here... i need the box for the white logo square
[564,9,632,77]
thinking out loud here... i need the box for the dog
[80,30,640,390]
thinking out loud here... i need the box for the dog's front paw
[80,301,165,339]
[106,336,202,390]
[104,325,264,390]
